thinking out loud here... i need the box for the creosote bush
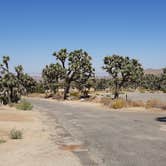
[16,100,33,110]
[10,129,22,139]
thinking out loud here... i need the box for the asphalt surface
[29,98,166,166]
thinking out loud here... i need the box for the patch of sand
[0,106,81,166]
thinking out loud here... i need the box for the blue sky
[0,0,166,75]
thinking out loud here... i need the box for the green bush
[16,100,33,110]
[10,129,22,139]
[0,139,6,144]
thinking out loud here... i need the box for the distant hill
[32,75,42,81]
[144,69,163,75]
[30,69,163,81]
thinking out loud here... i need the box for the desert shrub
[125,88,135,92]
[100,97,111,105]
[52,92,64,100]
[145,99,160,109]
[111,99,126,109]
[146,99,166,110]
[70,91,80,98]
[162,88,166,93]
[16,100,33,110]
[9,103,15,107]
[0,139,6,144]
[86,95,96,102]
[10,129,22,139]
[127,100,145,107]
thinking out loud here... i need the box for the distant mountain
[27,72,42,81]
[144,68,163,75]
[30,68,163,80]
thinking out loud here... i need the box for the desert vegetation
[42,49,95,99]
[15,100,33,111]
[0,51,166,111]
[0,56,37,105]
[10,128,22,139]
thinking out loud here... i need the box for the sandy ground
[0,106,81,166]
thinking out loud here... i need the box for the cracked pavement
[29,98,166,166]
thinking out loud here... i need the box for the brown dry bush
[127,100,145,107]
[93,96,166,111]
[146,99,166,110]
[52,92,64,100]
[100,97,111,106]
[70,91,80,99]
[111,99,126,109]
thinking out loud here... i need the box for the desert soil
[0,106,81,166]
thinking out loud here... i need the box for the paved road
[29,98,166,166]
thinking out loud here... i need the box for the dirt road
[0,106,81,166]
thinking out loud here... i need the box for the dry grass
[138,87,146,93]
[27,93,45,98]
[99,98,126,109]
[111,99,126,109]
[16,100,33,111]
[145,99,166,110]
[52,92,64,100]
[100,97,111,106]
[97,96,166,111]
[127,100,145,107]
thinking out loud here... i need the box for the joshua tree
[94,78,111,91]
[160,67,166,92]
[0,56,36,104]
[103,55,144,99]
[42,63,65,95]
[53,49,95,99]
[141,74,161,91]
[74,77,95,98]
[15,65,37,95]
[0,56,21,104]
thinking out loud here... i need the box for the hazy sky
[0,0,166,75]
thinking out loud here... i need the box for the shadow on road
[156,117,166,122]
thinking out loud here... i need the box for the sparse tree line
[0,49,166,105]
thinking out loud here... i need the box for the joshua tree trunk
[64,82,71,100]
[114,82,119,99]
